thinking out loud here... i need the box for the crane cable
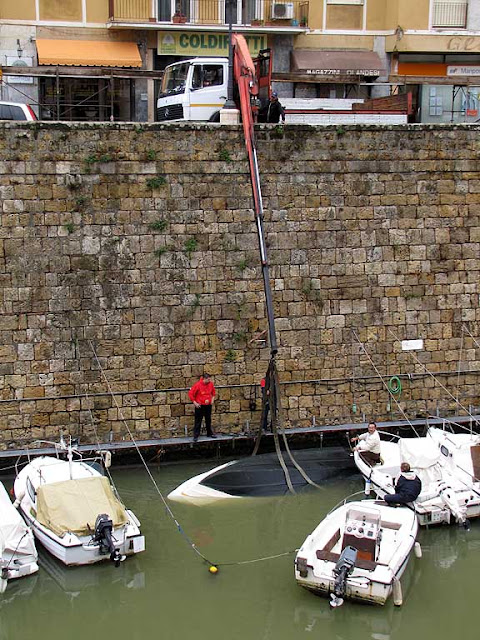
[88,340,296,570]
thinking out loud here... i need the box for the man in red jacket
[188,372,216,443]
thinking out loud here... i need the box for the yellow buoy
[209,565,218,574]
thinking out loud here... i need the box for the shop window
[39,77,133,121]
[432,1,468,28]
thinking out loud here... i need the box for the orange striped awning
[36,39,142,68]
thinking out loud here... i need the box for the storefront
[36,39,143,121]
[396,54,480,123]
[275,49,386,99]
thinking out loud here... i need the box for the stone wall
[0,122,479,447]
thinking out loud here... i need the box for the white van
[157,58,228,123]
[0,101,37,121]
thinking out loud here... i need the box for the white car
[0,101,37,121]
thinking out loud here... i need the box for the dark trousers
[193,405,213,439]
[385,493,411,505]
[359,451,381,466]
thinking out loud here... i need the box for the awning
[291,50,385,78]
[36,39,142,68]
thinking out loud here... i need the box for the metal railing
[432,1,468,28]
[109,0,309,26]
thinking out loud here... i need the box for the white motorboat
[354,427,480,526]
[168,447,356,505]
[295,498,419,606]
[0,481,38,593]
[13,441,145,567]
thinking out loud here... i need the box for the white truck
[157,57,230,122]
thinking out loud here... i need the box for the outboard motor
[93,514,125,567]
[330,546,357,608]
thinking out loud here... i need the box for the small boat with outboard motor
[0,481,38,593]
[13,438,145,566]
[295,495,420,607]
[168,446,356,504]
[354,426,480,527]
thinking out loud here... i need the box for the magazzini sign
[157,32,266,57]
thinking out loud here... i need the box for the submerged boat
[0,481,38,593]
[295,498,419,606]
[168,447,356,504]
[354,427,480,526]
[13,441,145,566]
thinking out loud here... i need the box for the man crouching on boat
[351,422,381,466]
[384,462,422,505]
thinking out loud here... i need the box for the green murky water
[2,459,480,640]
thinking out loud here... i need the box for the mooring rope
[386,327,479,428]
[351,329,420,437]
[88,341,298,570]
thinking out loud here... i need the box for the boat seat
[316,549,377,572]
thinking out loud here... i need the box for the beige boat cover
[36,476,128,537]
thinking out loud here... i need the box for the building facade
[1,0,480,122]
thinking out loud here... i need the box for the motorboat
[168,447,356,504]
[354,427,480,526]
[0,481,38,593]
[13,440,145,567]
[295,498,419,606]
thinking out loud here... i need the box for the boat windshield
[159,63,190,97]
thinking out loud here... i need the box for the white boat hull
[295,500,418,606]
[355,428,480,526]
[20,507,145,567]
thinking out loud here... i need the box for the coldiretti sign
[157,32,266,57]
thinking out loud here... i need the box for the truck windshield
[159,63,190,97]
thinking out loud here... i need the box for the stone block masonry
[0,122,479,448]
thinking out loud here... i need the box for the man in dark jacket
[385,462,422,505]
[266,92,285,124]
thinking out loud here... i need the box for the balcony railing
[109,0,309,27]
[432,1,468,28]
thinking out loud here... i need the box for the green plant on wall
[154,247,169,258]
[64,222,74,234]
[149,219,167,232]
[218,148,232,163]
[98,153,113,163]
[184,237,197,257]
[84,154,97,173]
[146,149,157,161]
[224,349,236,362]
[146,176,167,189]
[74,195,88,210]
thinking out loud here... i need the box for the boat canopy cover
[399,438,440,470]
[0,481,35,556]
[36,476,128,537]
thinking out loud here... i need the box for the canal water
[2,458,480,640]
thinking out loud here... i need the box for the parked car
[0,101,37,121]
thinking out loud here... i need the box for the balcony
[432,1,468,28]
[108,0,309,28]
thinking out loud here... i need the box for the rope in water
[88,341,297,570]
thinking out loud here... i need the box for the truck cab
[157,58,228,122]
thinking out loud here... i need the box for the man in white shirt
[351,421,381,466]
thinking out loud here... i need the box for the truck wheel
[209,111,221,123]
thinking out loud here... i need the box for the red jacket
[188,379,216,406]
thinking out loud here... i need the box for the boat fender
[364,477,372,496]
[0,569,7,594]
[209,565,218,574]
[414,542,422,558]
[392,577,403,606]
[103,451,112,469]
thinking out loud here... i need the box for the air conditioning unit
[271,2,294,19]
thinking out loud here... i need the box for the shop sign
[447,65,480,77]
[305,69,380,76]
[157,32,266,57]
